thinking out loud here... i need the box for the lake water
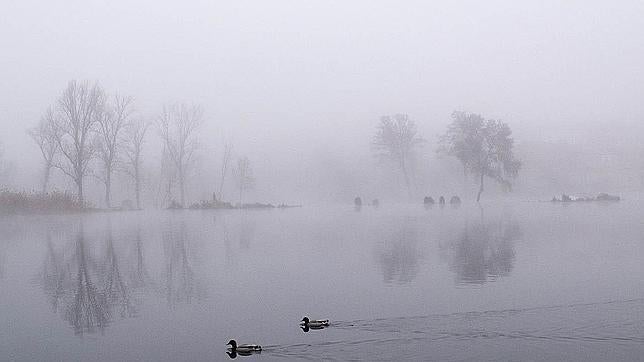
[1,201,643,361]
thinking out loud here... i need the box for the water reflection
[238,213,256,249]
[65,225,110,335]
[226,350,261,359]
[41,232,65,312]
[300,325,327,333]
[128,226,151,289]
[0,241,5,279]
[443,218,520,284]
[162,220,198,307]
[376,221,422,284]
[101,220,136,319]
[39,221,140,335]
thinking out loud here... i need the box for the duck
[226,340,262,355]
[300,316,330,328]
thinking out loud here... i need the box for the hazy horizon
[2,0,644,205]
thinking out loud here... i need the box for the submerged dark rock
[423,196,435,205]
[354,197,362,207]
[450,196,461,204]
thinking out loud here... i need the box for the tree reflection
[39,221,139,335]
[65,226,109,335]
[162,220,196,306]
[0,241,5,280]
[128,226,151,289]
[376,222,422,284]
[102,220,136,318]
[238,213,256,249]
[445,219,520,284]
[41,232,66,312]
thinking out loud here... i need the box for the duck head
[227,340,237,349]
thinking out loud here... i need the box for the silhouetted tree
[96,95,133,208]
[28,109,59,193]
[123,119,148,209]
[51,80,104,204]
[440,111,521,202]
[372,114,424,197]
[232,156,255,206]
[158,103,202,207]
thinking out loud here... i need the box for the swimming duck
[300,316,330,328]
[226,340,262,354]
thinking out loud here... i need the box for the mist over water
[1,202,643,361]
[2,1,644,361]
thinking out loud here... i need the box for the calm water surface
[1,202,643,361]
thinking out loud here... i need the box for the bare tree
[123,119,148,209]
[157,103,202,207]
[96,95,133,208]
[216,142,233,201]
[28,109,59,193]
[372,114,424,197]
[52,80,104,204]
[232,156,255,206]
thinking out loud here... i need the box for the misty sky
[2,0,644,188]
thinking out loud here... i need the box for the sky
[1,0,644,194]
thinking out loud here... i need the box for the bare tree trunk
[476,172,484,202]
[134,164,141,209]
[217,143,232,201]
[42,164,51,194]
[77,178,84,205]
[105,166,112,208]
[400,157,412,199]
[179,172,185,208]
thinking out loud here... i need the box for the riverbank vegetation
[0,190,87,215]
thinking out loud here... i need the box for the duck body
[300,316,330,328]
[227,340,262,353]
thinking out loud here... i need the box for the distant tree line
[372,111,521,202]
[26,79,256,210]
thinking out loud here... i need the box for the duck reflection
[444,219,520,284]
[226,350,261,359]
[376,222,422,284]
[300,325,326,333]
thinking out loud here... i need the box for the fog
[4,3,644,360]
[2,0,644,206]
